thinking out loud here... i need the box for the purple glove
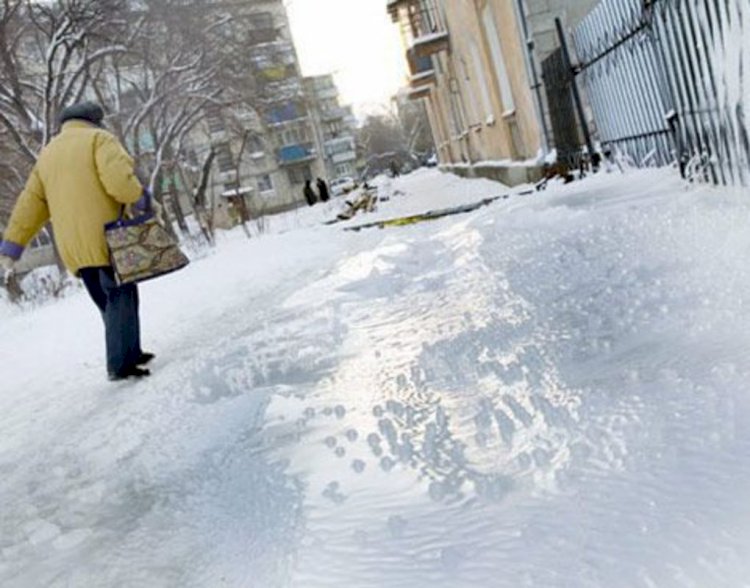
[0,240,23,261]
[134,188,152,214]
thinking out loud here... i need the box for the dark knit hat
[59,102,105,127]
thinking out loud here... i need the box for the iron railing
[571,0,749,185]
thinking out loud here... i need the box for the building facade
[303,75,358,181]
[195,0,328,226]
[387,0,598,185]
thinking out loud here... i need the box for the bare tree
[0,0,130,151]
[0,0,288,263]
[0,0,133,282]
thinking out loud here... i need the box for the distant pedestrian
[0,102,155,381]
[389,160,400,178]
[316,177,330,202]
[303,179,317,206]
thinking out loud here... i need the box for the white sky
[285,0,408,118]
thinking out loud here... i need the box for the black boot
[136,352,155,365]
[108,365,151,382]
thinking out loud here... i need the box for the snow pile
[2,167,750,587]
[709,1,750,177]
[241,169,511,234]
[354,168,513,224]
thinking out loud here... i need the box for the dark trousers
[80,266,142,375]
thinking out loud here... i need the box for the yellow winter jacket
[1,121,143,275]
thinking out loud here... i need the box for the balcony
[266,101,308,125]
[277,143,316,166]
[250,41,296,74]
[325,137,356,164]
[412,30,449,58]
[264,77,303,98]
[331,150,357,164]
[389,0,449,57]
[320,106,350,121]
[409,69,436,89]
[256,63,297,83]
[315,86,339,100]
[408,85,432,101]
[387,0,414,21]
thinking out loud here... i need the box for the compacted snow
[1,168,750,587]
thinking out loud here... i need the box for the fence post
[555,17,595,166]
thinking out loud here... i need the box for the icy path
[2,169,750,587]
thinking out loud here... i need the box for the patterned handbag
[104,211,189,285]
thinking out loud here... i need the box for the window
[335,162,354,176]
[448,82,466,136]
[325,138,355,156]
[280,123,310,146]
[207,115,225,134]
[326,121,343,135]
[205,104,225,134]
[250,12,274,30]
[482,6,516,113]
[249,136,263,152]
[186,149,199,167]
[470,42,494,119]
[284,128,299,144]
[258,174,273,192]
[216,143,234,173]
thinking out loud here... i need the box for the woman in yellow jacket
[0,102,154,381]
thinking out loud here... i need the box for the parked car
[331,176,356,197]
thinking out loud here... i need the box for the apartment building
[196,0,328,226]
[304,75,358,180]
[387,0,598,185]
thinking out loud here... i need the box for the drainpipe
[513,0,550,156]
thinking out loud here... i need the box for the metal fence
[542,48,583,168]
[572,0,749,185]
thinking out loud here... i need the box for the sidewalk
[2,168,750,587]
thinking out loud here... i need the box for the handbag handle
[117,187,153,224]
[109,203,154,230]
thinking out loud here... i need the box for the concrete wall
[523,0,600,62]
[480,0,544,158]
[418,0,543,171]
[444,162,544,187]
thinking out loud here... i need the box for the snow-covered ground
[2,167,750,587]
